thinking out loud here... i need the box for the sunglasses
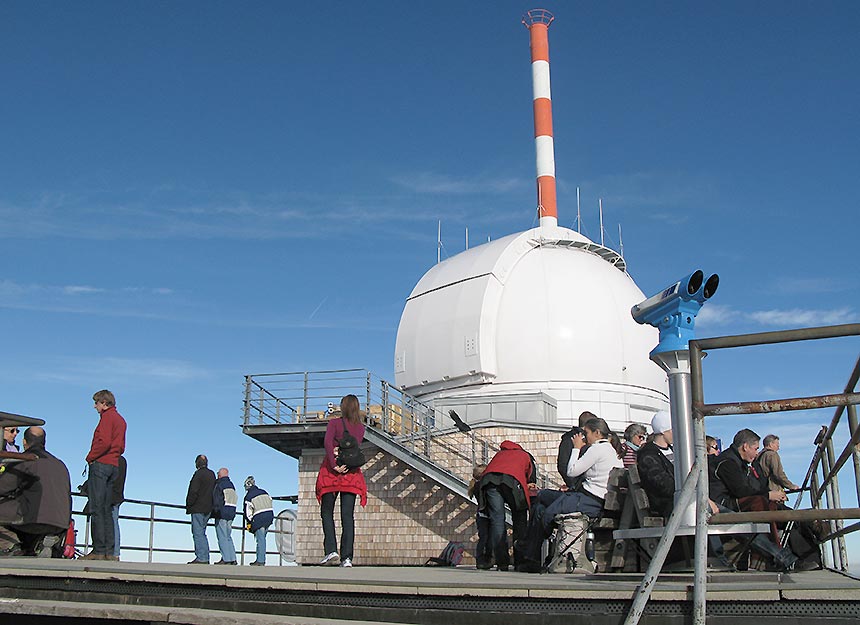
[7,428,19,434]
[708,444,719,450]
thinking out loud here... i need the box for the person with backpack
[315,394,367,568]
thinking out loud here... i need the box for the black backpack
[336,430,366,469]
[424,541,466,567]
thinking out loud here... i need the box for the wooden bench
[607,466,665,572]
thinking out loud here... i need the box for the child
[468,464,493,569]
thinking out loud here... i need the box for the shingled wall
[295,425,566,566]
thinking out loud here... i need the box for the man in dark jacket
[212,467,238,565]
[185,454,216,564]
[478,440,536,571]
[556,411,596,489]
[710,429,787,510]
[636,411,675,519]
[0,426,71,556]
[710,429,801,570]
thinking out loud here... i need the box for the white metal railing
[243,369,562,491]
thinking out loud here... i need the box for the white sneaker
[320,552,340,565]
[340,558,352,568]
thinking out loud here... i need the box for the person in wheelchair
[0,426,72,556]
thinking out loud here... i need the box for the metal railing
[72,492,298,565]
[243,369,562,492]
[626,323,860,625]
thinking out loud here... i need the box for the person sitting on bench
[710,428,803,571]
[0,427,72,556]
[516,417,623,572]
[636,411,675,520]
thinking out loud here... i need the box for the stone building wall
[295,424,568,566]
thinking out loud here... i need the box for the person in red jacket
[476,441,537,571]
[82,389,127,560]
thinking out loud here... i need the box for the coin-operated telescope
[631,269,719,355]
[631,269,720,528]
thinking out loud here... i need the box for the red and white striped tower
[522,9,558,228]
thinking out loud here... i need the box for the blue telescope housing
[631,270,719,355]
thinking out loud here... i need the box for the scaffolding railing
[626,323,860,625]
[243,369,561,493]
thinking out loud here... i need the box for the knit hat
[651,411,672,435]
[244,476,255,489]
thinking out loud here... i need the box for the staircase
[242,369,509,501]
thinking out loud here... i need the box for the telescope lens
[703,274,720,299]
[687,270,704,295]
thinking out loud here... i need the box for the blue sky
[1,2,858,563]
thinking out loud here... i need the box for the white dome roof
[394,225,668,424]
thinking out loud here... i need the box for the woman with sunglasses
[3,427,20,452]
[621,423,647,468]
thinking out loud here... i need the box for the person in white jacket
[515,417,623,572]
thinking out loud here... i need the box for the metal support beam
[624,463,701,625]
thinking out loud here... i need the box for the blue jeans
[191,513,210,562]
[88,462,118,555]
[111,504,121,557]
[215,518,236,563]
[253,527,267,564]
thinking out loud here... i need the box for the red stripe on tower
[522,9,557,228]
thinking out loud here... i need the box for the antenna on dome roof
[522,9,558,229]
[618,223,624,258]
[576,186,581,233]
[437,221,442,264]
[465,227,469,250]
[599,198,605,246]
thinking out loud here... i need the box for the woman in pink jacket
[315,394,366,568]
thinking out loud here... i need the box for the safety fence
[71,492,297,565]
[626,322,860,625]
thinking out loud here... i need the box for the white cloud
[768,277,855,296]
[63,285,105,295]
[0,280,176,318]
[30,356,210,385]
[391,172,526,195]
[747,307,856,327]
[572,170,719,214]
[695,303,741,327]
[696,304,857,329]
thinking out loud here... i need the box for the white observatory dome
[394,224,668,429]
